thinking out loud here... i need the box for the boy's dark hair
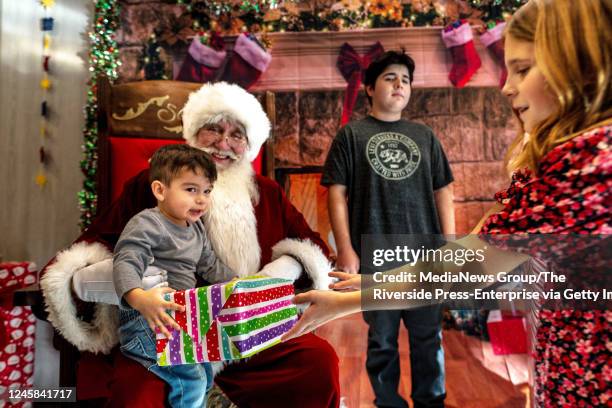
[149,144,217,185]
[363,50,416,105]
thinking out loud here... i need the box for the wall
[274,88,517,233]
[0,0,92,388]
[113,1,518,234]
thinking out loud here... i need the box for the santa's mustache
[200,147,241,161]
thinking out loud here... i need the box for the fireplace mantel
[246,27,503,92]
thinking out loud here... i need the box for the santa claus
[41,82,341,407]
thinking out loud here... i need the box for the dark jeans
[363,307,446,408]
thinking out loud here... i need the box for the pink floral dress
[481,125,611,407]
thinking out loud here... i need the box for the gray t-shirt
[321,116,453,255]
[113,207,235,308]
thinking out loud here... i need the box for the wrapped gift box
[0,262,37,407]
[0,262,37,296]
[486,309,527,355]
[156,275,298,365]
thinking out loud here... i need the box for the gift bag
[156,276,298,365]
[486,309,527,355]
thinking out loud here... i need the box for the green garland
[169,0,526,33]
[78,0,120,229]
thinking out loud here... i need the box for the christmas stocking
[175,35,226,83]
[480,22,507,88]
[442,21,481,88]
[337,42,385,126]
[221,33,272,90]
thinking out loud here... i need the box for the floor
[285,173,531,407]
[316,314,530,408]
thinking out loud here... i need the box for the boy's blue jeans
[119,310,213,408]
[363,307,446,408]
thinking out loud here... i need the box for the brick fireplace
[116,18,517,242]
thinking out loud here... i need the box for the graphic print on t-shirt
[366,132,421,180]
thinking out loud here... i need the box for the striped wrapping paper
[156,275,298,365]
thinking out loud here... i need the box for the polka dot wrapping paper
[0,262,37,407]
[156,275,298,365]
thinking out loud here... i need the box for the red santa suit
[40,82,341,407]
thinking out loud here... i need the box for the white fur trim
[233,34,272,73]
[271,239,332,290]
[188,38,227,68]
[182,82,270,162]
[40,242,119,354]
[480,22,506,47]
[259,255,302,282]
[442,23,474,48]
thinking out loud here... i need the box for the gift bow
[337,42,385,126]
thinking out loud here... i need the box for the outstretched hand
[281,271,362,342]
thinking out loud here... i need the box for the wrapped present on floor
[156,276,298,365]
[486,309,527,355]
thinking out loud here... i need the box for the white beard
[204,159,261,277]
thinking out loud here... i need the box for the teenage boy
[322,50,454,408]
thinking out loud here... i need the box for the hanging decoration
[337,42,385,125]
[479,21,507,88]
[36,0,55,188]
[441,19,482,88]
[78,0,120,229]
[175,32,227,83]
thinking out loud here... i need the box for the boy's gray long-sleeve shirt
[113,207,235,308]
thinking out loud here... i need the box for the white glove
[71,259,168,304]
[259,255,302,282]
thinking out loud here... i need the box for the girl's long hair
[505,0,612,174]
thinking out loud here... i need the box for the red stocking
[175,35,226,83]
[480,22,507,88]
[221,34,271,90]
[442,21,482,88]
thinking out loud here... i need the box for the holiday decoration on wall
[78,0,120,229]
[220,33,272,89]
[441,20,481,88]
[337,42,384,125]
[164,0,526,35]
[175,32,227,83]
[479,21,507,88]
[36,0,55,188]
[0,262,38,407]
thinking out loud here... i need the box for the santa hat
[182,81,271,161]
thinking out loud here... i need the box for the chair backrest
[96,76,274,213]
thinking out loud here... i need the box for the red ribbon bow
[337,42,385,126]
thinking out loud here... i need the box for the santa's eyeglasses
[197,125,248,149]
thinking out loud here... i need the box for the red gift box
[0,262,37,295]
[0,262,37,407]
[486,309,527,355]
